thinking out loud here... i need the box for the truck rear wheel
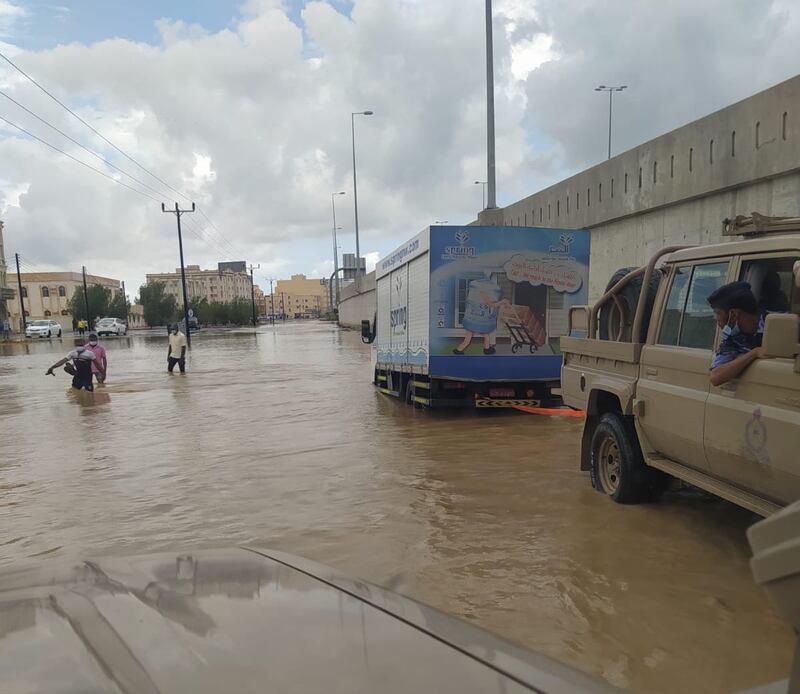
[590,412,667,504]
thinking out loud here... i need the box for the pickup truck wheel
[591,412,661,504]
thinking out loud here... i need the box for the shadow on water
[0,323,792,692]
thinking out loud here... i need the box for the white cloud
[0,0,798,298]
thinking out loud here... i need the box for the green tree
[108,291,130,319]
[137,282,178,327]
[68,285,111,322]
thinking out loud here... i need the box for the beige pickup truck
[561,215,800,516]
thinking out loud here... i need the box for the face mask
[722,313,740,339]
[89,340,97,346]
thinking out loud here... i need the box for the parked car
[561,214,800,516]
[25,319,62,338]
[95,317,127,336]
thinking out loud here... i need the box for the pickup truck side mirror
[762,313,800,359]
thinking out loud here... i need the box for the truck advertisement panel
[429,226,590,380]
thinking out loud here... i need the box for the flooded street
[0,322,793,692]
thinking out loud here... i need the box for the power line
[0,114,164,205]
[0,49,193,205]
[0,88,169,201]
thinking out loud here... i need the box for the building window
[782,112,788,141]
[653,161,657,183]
[756,121,761,149]
[599,182,602,202]
[567,195,571,213]
[670,155,674,178]
[709,139,714,164]
[575,193,578,211]
[539,207,543,222]
[611,178,614,198]
[557,200,560,217]
[587,187,591,207]
[44,310,51,316]
[58,285,66,297]
[638,167,642,188]
[524,212,527,225]
[689,147,693,172]
[731,130,736,157]
[41,286,49,297]
[624,173,628,193]
[61,309,70,316]
[21,287,27,298]
[548,203,551,220]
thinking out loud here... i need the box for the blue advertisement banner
[429,226,590,380]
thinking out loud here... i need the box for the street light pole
[485,0,497,209]
[331,191,345,308]
[161,201,196,348]
[474,180,487,210]
[351,110,373,279]
[594,85,627,159]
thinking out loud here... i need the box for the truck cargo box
[374,225,590,384]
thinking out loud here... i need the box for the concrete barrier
[337,271,376,329]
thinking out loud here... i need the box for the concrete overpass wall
[337,271,376,329]
[495,74,800,299]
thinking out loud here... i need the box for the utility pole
[121,280,128,324]
[15,253,26,332]
[249,263,260,327]
[281,291,286,321]
[485,0,497,209]
[331,191,345,307]
[161,202,195,348]
[265,278,275,324]
[82,266,92,331]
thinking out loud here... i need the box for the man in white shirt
[167,324,188,374]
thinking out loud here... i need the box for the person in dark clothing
[45,339,105,391]
[707,281,767,386]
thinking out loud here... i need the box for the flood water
[0,322,792,692]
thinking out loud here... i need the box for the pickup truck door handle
[645,367,659,376]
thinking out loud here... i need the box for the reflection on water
[0,323,792,692]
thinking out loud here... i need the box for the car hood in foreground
[0,547,616,694]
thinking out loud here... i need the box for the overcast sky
[1,0,798,296]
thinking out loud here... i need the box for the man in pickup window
[707,281,767,386]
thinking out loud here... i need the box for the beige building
[6,271,122,332]
[146,263,253,304]
[271,274,330,318]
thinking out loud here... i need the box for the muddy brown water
[0,323,792,692]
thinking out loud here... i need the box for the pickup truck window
[741,256,800,315]
[658,267,690,345]
[658,262,729,348]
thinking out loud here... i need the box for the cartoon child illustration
[453,278,508,355]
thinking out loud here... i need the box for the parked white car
[25,319,62,338]
[95,317,127,336]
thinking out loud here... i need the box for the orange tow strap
[512,405,586,417]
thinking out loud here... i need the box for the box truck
[365,225,590,408]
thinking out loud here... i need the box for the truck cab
[561,215,800,515]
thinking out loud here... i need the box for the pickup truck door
[636,261,731,470]
[704,253,800,504]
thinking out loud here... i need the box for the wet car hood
[0,547,616,694]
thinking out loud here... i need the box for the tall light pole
[474,180,487,210]
[594,85,627,159]
[485,0,496,209]
[331,191,345,308]
[351,110,373,279]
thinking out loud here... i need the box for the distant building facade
[271,274,330,318]
[5,271,122,332]
[146,264,252,304]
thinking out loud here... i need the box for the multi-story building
[5,271,122,332]
[146,262,253,304]
[271,274,330,319]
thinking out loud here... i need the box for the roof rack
[723,212,800,236]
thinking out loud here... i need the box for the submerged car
[0,547,615,693]
[25,319,62,338]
